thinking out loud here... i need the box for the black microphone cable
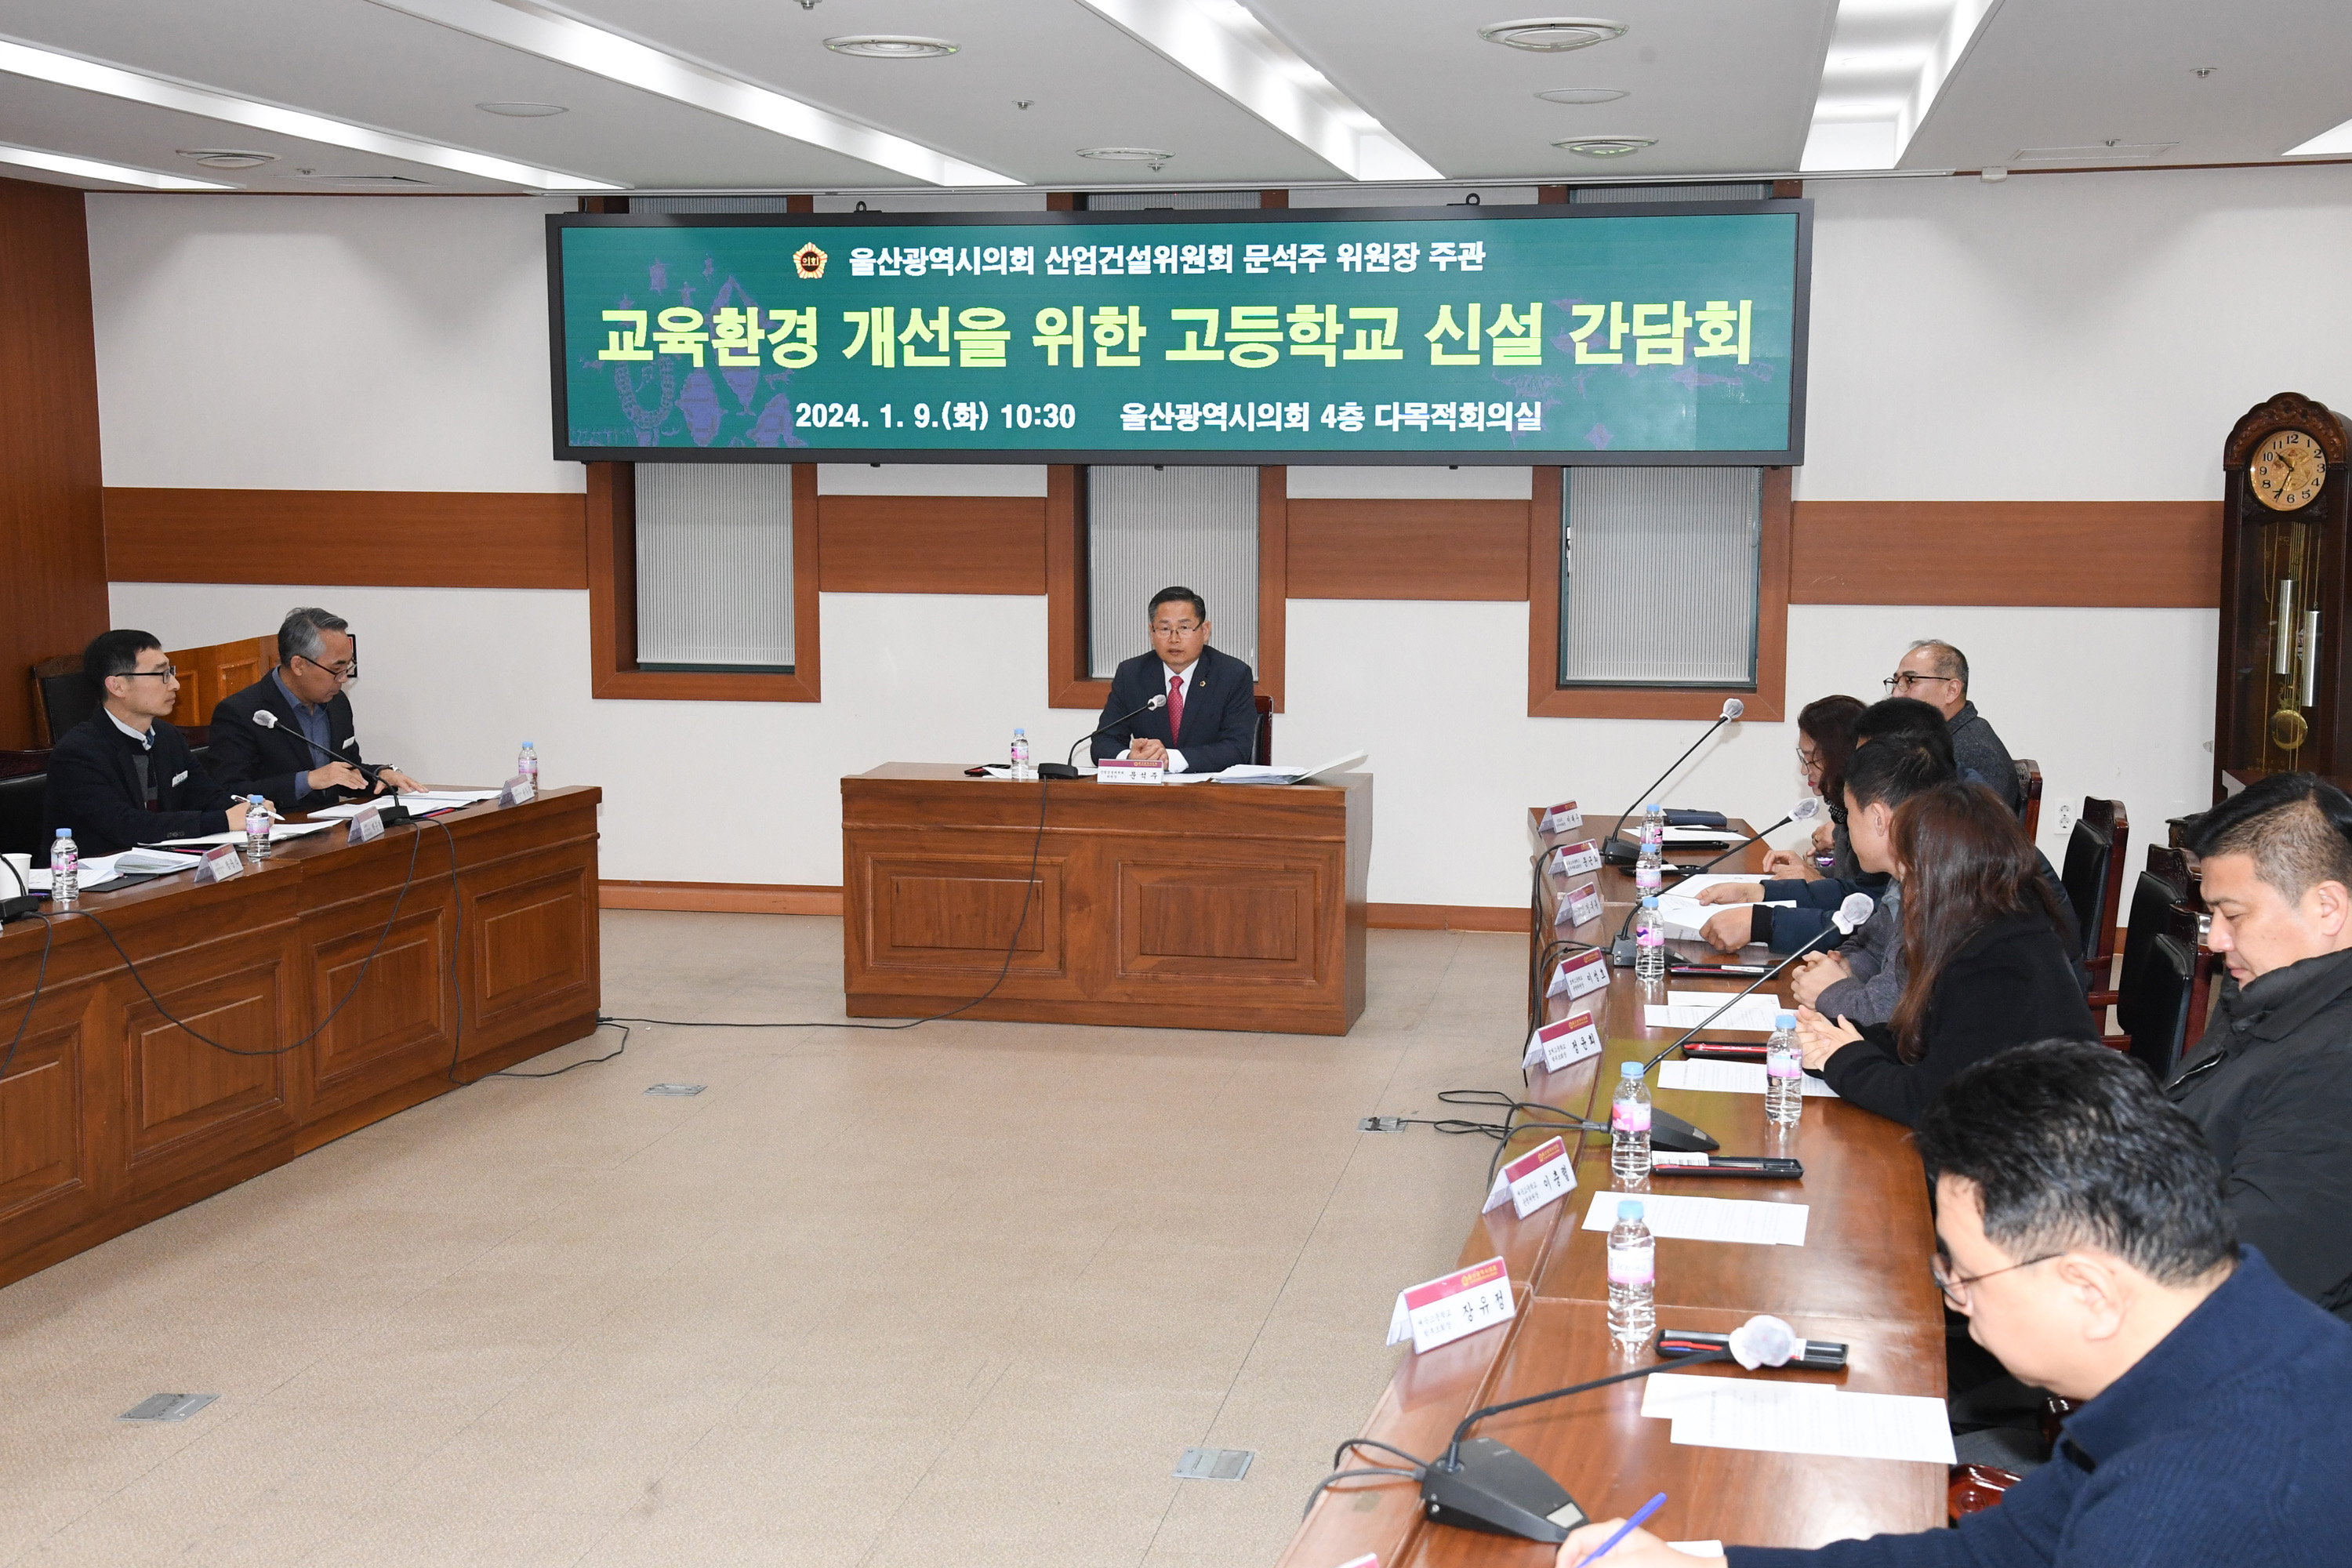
[0,910,56,1084]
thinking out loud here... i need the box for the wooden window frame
[586,460,822,702]
[1525,464,1790,720]
[1045,463,1287,712]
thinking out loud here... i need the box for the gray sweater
[1814,880,1904,1025]
[1948,699,2024,815]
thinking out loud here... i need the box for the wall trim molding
[599,879,1525,934]
[103,488,587,589]
[1788,500,2223,608]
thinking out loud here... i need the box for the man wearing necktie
[1091,586,1261,777]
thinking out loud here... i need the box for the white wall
[91,165,2352,899]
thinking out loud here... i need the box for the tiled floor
[0,913,1530,1566]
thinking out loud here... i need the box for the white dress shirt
[1120,659,1200,773]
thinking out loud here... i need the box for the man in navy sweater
[1559,1040,2351,1568]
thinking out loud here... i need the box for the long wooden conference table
[0,787,602,1289]
[1278,812,1945,1567]
[840,763,1370,1035]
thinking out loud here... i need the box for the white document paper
[1644,994,1786,1031]
[1670,1544,1726,1559]
[1581,1190,1808,1246]
[1214,750,1367,786]
[1659,1059,1839,1098]
[1640,1373,1955,1465]
[1670,874,1768,896]
[147,822,338,848]
[306,790,503,818]
[1659,826,1737,843]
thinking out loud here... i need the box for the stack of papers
[1640,1372,1955,1465]
[1645,991,1787,1031]
[26,847,201,891]
[307,790,503,818]
[1660,1058,1839,1098]
[1214,750,1367,785]
[1581,1190,1808,1246]
[148,823,338,848]
[1670,874,1768,895]
[1656,895,1793,940]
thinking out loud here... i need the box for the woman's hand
[1795,1005,1863,1070]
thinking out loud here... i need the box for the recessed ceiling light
[1077,146,1175,162]
[1480,17,1628,52]
[1537,87,1628,105]
[0,34,619,189]
[823,35,958,59]
[178,148,278,169]
[1554,135,1654,158]
[477,100,567,117]
[0,141,236,191]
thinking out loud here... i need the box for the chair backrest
[2014,758,2043,840]
[2124,932,2201,1080]
[2060,798,2129,969]
[1254,692,1272,766]
[2111,848,2194,1034]
[165,635,278,728]
[30,655,96,749]
[0,766,47,858]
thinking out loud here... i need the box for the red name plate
[1552,839,1602,876]
[1484,1134,1577,1220]
[1541,800,1584,833]
[1388,1256,1516,1353]
[1524,1009,1604,1072]
[1548,949,1610,1001]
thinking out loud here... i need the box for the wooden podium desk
[841,764,1370,1035]
[1279,811,1944,1568]
[0,787,601,1289]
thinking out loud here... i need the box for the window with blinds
[634,464,796,672]
[1085,466,1259,679]
[1559,467,1761,688]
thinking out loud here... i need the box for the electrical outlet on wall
[2055,803,2074,836]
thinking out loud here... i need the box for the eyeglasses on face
[1151,621,1203,638]
[1882,670,1957,692]
[296,653,359,681]
[118,665,179,681]
[1931,1250,2060,1310]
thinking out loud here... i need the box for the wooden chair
[2089,848,2192,1008]
[2014,758,2043,840]
[1253,693,1273,765]
[2097,908,2209,1079]
[28,655,96,748]
[165,635,278,729]
[2060,798,2129,971]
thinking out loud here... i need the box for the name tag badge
[1523,1009,1604,1071]
[346,804,384,846]
[1541,800,1584,833]
[192,843,243,885]
[1385,1256,1516,1354]
[1566,882,1605,927]
[499,775,537,808]
[1096,758,1167,786]
[1551,840,1602,877]
[1484,1135,1578,1220]
[343,736,360,751]
[171,770,189,787]
[1548,949,1610,1002]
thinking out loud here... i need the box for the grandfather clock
[2215,392,2352,795]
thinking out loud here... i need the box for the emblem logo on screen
[794,242,828,280]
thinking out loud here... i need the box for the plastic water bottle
[1766,1010,1804,1126]
[1635,801,1664,899]
[1607,1198,1657,1350]
[50,829,78,909]
[1635,895,1667,981]
[517,742,539,789]
[1010,728,1034,781]
[1611,1060,1653,1185]
[245,795,274,859]
[1642,801,1666,851]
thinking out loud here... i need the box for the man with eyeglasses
[1555,1040,2351,1568]
[1091,586,1260,776]
[208,607,422,816]
[1886,639,2024,815]
[41,629,259,856]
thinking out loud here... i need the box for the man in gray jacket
[2169,770,2352,1323]
[1886,638,2024,815]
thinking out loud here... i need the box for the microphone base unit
[1035,763,1082,781]
[1420,1438,1588,1543]
[1649,1110,1720,1154]
[1608,935,1639,968]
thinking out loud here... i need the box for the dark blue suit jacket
[1091,644,1259,775]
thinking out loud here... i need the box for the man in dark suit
[207,607,422,815]
[1091,586,1259,776]
[42,630,259,856]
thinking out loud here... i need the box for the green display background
[550,207,1804,463]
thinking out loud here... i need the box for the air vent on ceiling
[1480,17,1628,52]
[299,172,436,185]
[1555,136,1655,158]
[178,149,276,169]
[2012,143,2176,163]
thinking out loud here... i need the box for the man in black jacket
[206,607,422,815]
[42,630,258,856]
[2169,771,2352,1323]
[1091,586,1258,776]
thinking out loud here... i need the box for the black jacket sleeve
[1091,660,1150,762]
[2219,1051,2352,1312]
[203,698,310,811]
[1180,656,1261,775]
[42,730,227,856]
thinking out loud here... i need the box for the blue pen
[1585,1492,1668,1563]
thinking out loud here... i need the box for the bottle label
[1607,1242,1655,1286]
[1766,1054,1801,1080]
[1613,1101,1651,1134]
[1637,926,1663,949]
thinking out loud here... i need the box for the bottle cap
[1014,728,1026,735]
[1641,895,1658,908]
[55,827,71,837]
[1777,1011,1798,1029]
[1617,1199,1644,1221]
[249,794,264,804]
[1619,1060,1642,1079]
[1646,802,1660,811]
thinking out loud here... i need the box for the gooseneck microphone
[1418,1315,1801,1541]
[1599,699,1744,866]
[1037,693,1166,781]
[1638,891,1875,1075]
[1666,795,1826,880]
[250,711,402,819]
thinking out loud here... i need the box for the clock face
[2252,428,2328,511]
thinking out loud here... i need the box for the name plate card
[345,804,385,846]
[1386,1256,1516,1354]
[192,844,243,886]
[498,775,536,808]
[1551,840,1602,877]
[1548,949,1611,1002]
[1558,881,1604,927]
[1484,1135,1577,1220]
[1095,758,1167,786]
[1524,1009,1604,1071]
[1541,800,1584,833]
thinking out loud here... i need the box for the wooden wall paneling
[818,495,1047,593]
[586,460,820,701]
[1045,465,1109,710]
[1286,498,1530,601]
[1788,500,2223,608]
[164,635,278,728]
[0,177,110,751]
[1526,466,1791,720]
[1258,467,1287,710]
[104,489,589,589]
